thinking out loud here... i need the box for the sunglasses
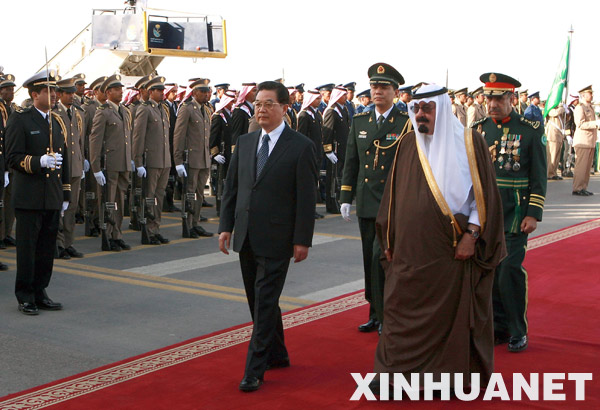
[410,103,435,114]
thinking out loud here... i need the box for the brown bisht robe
[374,129,506,385]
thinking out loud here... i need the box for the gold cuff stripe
[529,202,544,210]
[530,193,545,200]
[341,185,352,192]
[529,198,545,206]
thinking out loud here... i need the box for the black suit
[219,123,317,379]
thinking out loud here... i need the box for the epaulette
[142,100,153,106]
[15,106,30,114]
[354,111,370,117]
[98,104,107,110]
[83,99,93,106]
[520,117,540,129]
[471,117,489,128]
[398,110,409,117]
[74,104,85,112]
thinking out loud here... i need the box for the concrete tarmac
[0,175,598,397]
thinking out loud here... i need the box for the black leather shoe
[57,247,71,259]
[18,302,39,315]
[148,236,162,245]
[36,298,63,311]
[75,213,85,224]
[199,215,208,222]
[378,323,383,335]
[115,239,131,250]
[358,318,380,333]
[314,212,324,219]
[0,262,8,271]
[108,239,121,252]
[508,335,528,352]
[239,376,263,392]
[66,246,84,258]
[266,357,290,370]
[89,228,100,237]
[572,190,590,196]
[167,205,181,212]
[184,230,199,239]
[155,233,170,244]
[494,331,511,345]
[193,226,214,237]
[584,190,594,196]
[3,236,16,247]
[202,200,214,208]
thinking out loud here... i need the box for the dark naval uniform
[322,102,350,213]
[341,105,411,324]
[523,104,544,127]
[473,109,547,346]
[230,101,254,150]
[5,106,71,308]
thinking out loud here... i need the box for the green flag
[543,36,570,117]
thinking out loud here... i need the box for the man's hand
[326,152,338,164]
[520,216,537,234]
[131,160,136,172]
[293,245,309,263]
[455,234,477,260]
[340,203,351,221]
[83,159,90,172]
[40,153,63,168]
[219,232,231,255]
[384,249,393,262]
[61,201,69,217]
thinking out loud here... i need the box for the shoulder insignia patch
[471,117,488,128]
[354,111,370,117]
[398,110,409,116]
[15,106,29,114]
[541,134,547,146]
[520,117,540,129]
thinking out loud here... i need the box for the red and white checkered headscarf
[326,86,347,109]
[235,84,257,108]
[301,90,321,111]
[123,88,139,105]
[215,90,237,112]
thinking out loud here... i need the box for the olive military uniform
[473,110,547,341]
[5,107,71,305]
[340,105,411,324]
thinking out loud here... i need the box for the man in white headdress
[372,84,506,392]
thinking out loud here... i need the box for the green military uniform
[473,76,547,346]
[340,62,411,328]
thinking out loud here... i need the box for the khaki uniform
[572,102,598,191]
[467,103,486,128]
[54,102,85,249]
[453,103,467,126]
[89,101,133,239]
[546,105,566,178]
[173,99,211,230]
[133,99,171,234]
[83,98,101,232]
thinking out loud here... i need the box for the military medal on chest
[496,127,521,171]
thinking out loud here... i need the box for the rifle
[83,167,96,236]
[128,170,141,231]
[181,149,197,237]
[215,141,225,216]
[99,149,117,251]
[140,153,154,244]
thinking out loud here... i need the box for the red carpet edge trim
[1,218,598,409]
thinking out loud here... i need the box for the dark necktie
[256,134,270,178]
[377,115,385,129]
[118,106,123,120]
[67,108,72,121]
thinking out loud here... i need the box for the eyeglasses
[254,101,281,110]
[410,103,435,114]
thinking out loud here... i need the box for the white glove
[176,164,187,177]
[131,160,136,172]
[340,203,351,221]
[3,171,8,188]
[82,170,85,179]
[137,166,146,178]
[567,136,573,145]
[83,159,90,172]
[94,171,106,186]
[40,153,63,168]
[61,201,69,217]
[326,152,338,164]
[214,154,226,164]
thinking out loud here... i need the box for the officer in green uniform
[472,73,547,352]
[340,63,412,333]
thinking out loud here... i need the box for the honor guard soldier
[163,83,180,213]
[467,86,487,127]
[72,73,87,107]
[472,73,547,352]
[316,83,334,114]
[546,101,567,180]
[54,78,86,259]
[210,83,230,110]
[452,87,468,126]
[81,76,108,237]
[129,75,154,125]
[297,89,325,219]
[230,83,257,150]
[322,86,350,214]
[0,73,18,254]
[340,63,411,333]
[524,91,545,126]
[133,76,171,245]
[291,83,305,113]
[355,89,374,114]
[572,85,599,196]
[395,85,412,112]
[5,70,71,315]
[343,82,357,118]
[285,87,298,130]
[173,78,214,238]
[517,90,528,115]
[89,74,134,251]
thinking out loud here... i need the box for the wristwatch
[465,228,480,239]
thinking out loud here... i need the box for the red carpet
[1,220,599,409]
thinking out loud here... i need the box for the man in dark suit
[218,81,317,392]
